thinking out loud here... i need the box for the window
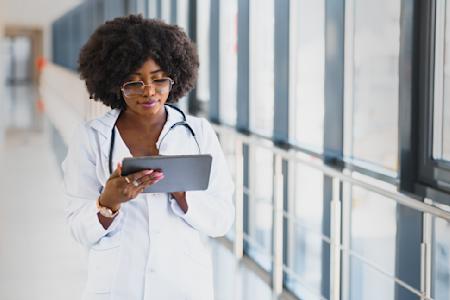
[220,133,238,241]
[218,0,238,126]
[196,0,211,109]
[148,0,158,18]
[344,0,401,174]
[284,164,326,299]
[176,0,189,30]
[244,147,274,272]
[347,183,397,299]
[432,214,450,299]
[289,0,325,153]
[249,0,274,137]
[160,0,171,23]
[416,0,450,200]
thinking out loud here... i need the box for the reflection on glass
[148,0,157,18]
[249,0,274,137]
[220,133,237,241]
[290,0,325,153]
[349,0,400,171]
[176,0,189,29]
[245,147,273,272]
[435,0,450,161]
[219,0,238,126]
[349,186,396,299]
[350,258,419,300]
[285,165,325,299]
[432,216,450,299]
[160,0,171,23]
[196,0,210,106]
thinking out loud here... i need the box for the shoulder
[185,114,215,137]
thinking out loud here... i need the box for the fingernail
[144,170,154,175]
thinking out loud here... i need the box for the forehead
[131,58,164,76]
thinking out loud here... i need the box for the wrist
[98,194,121,213]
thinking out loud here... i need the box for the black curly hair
[78,14,199,109]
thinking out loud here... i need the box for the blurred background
[0,0,450,300]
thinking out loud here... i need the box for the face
[120,58,173,117]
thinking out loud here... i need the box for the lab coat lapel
[155,105,184,155]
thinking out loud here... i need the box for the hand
[171,191,188,213]
[100,162,165,211]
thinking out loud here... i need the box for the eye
[153,79,169,84]
[124,81,144,88]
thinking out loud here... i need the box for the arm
[62,124,124,248]
[170,119,235,237]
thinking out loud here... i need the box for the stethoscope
[108,104,201,174]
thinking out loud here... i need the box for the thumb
[111,162,122,177]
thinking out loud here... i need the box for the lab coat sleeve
[62,124,123,248]
[170,118,235,237]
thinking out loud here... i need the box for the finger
[142,173,165,188]
[129,169,154,181]
[110,162,122,178]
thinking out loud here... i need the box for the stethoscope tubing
[108,104,200,174]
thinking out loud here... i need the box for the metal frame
[413,0,450,205]
[208,0,220,122]
[236,0,250,130]
[212,123,450,300]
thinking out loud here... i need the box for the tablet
[121,154,212,193]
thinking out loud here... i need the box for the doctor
[62,15,234,300]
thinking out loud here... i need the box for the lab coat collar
[89,104,184,158]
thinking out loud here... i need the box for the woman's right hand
[99,162,164,212]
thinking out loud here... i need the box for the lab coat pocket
[86,244,120,294]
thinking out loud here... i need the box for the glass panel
[349,0,400,172]
[220,133,237,241]
[245,147,273,272]
[350,258,394,300]
[219,0,238,126]
[176,0,189,30]
[290,0,325,153]
[196,0,210,108]
[148,0,158,18]
[349,186,396,299]
[197,0,210,113]
[285,229,328,300]
[434,0,450,161]
[432,216,450,299]
[249,0,274,137]
[284,165,325,299]
[160,0,171,23]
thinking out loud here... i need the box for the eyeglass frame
[120,77,175,96]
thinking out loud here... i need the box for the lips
[140,99,159,108]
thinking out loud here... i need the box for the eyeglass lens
[122,79,172,96]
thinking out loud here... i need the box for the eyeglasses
[121,78,174,97]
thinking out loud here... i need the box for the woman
[62,15,234,300]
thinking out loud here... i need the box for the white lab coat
[62,105,235,300]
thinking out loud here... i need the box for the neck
[121,106,167,133]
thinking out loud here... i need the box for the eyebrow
[131,69,163,76]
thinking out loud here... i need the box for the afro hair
[78,14,199,109]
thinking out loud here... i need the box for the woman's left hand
[171,192,188,213]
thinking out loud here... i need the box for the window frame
[399,0,450,205]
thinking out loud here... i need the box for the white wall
[3,0,82,58]
[4,0,82,26]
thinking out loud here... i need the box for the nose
[142,83,156,96]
